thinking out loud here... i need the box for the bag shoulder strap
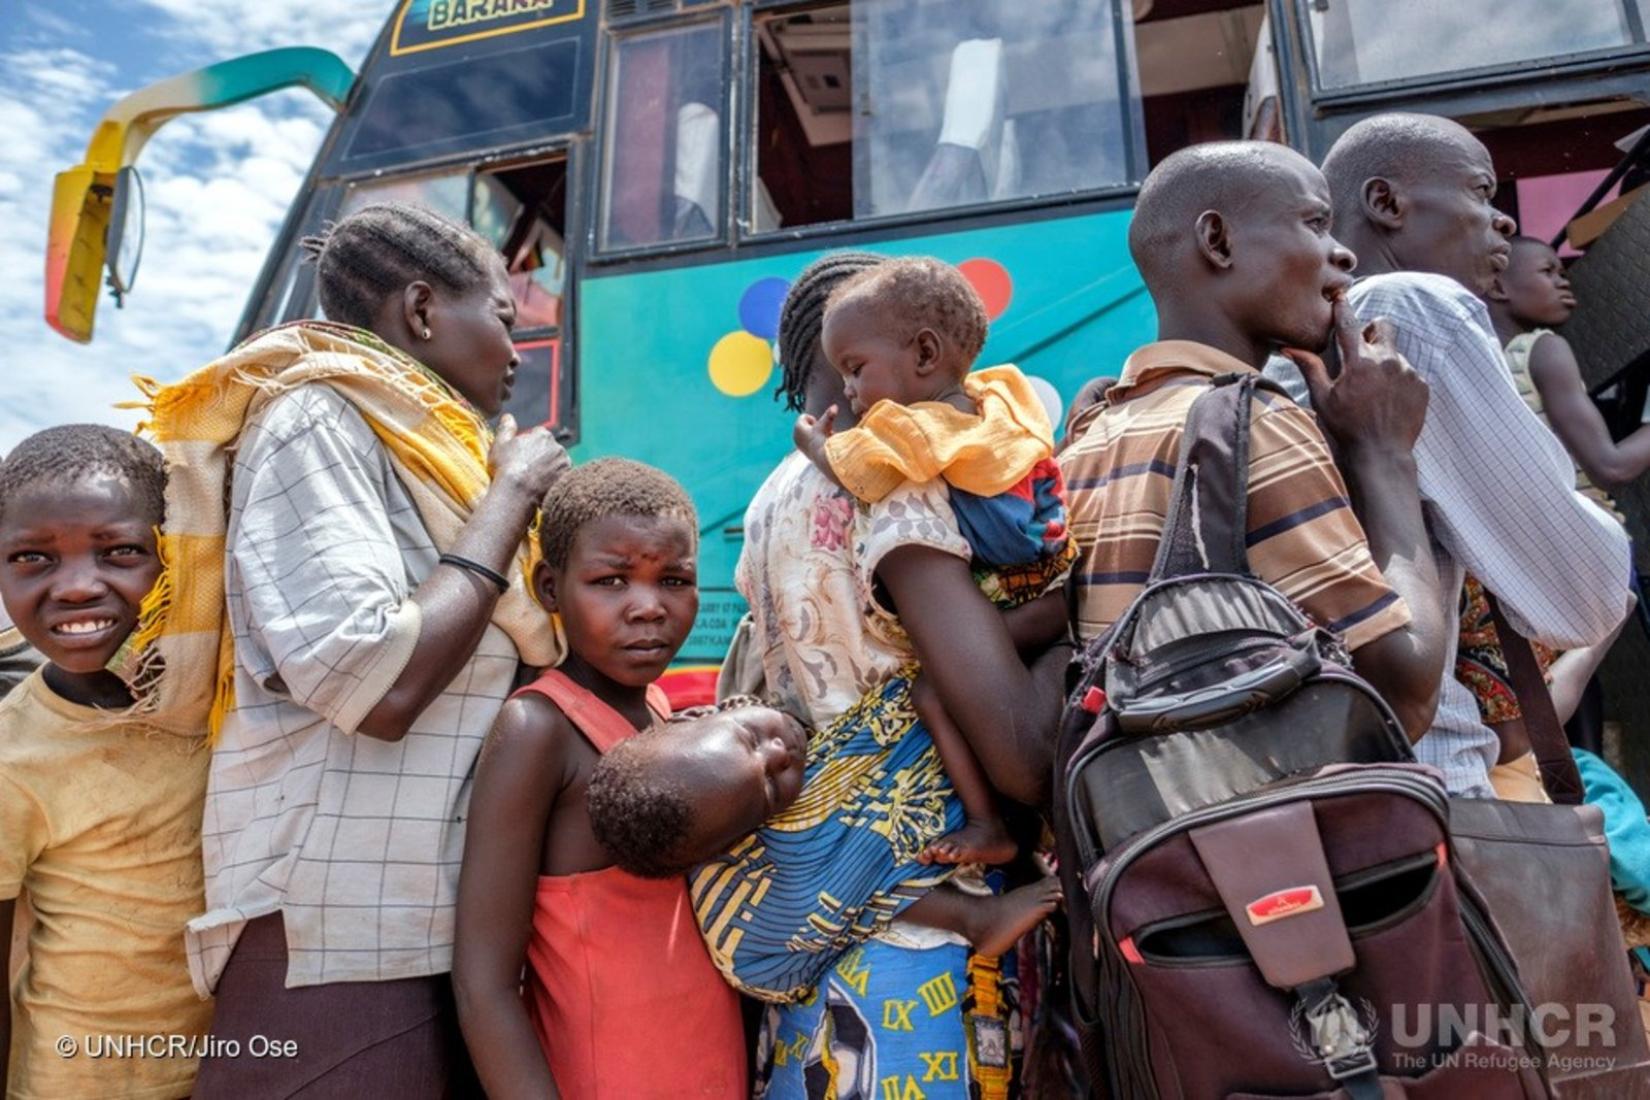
[1486,594,1584,805]
[1150,372,1289,581]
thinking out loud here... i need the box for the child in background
[452,458,747,1100]
[1487,235,1650,511]
[792,257,1072,864]
[1479,235,1646,761]
[0,425,211,1100]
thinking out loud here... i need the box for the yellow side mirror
[45,165,112,344]
[41,47,354,344]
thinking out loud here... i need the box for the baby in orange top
[793,257,1074,865]
[452,458,785,1099]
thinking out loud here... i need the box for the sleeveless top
[1504,330,1624,522]
[515,669,747,1099]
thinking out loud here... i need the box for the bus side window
[339,169,470,224]
[599,20,727,251]
[473,163,568,331]
[1301,0,1647,90]
[1135,3,1271,166]
[752,0,1136,231]
[475,160,574,436]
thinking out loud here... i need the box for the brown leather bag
[1447,599,1650,1097]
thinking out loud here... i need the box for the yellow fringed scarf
[115,321,564,740]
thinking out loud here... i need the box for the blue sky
[0,2,391,450]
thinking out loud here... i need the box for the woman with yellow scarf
[133,203,569,1097]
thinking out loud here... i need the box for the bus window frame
[731,0,1148,246]
[1261,0,1650,162]
[589,8,737,263]
[1286,0,1650,107]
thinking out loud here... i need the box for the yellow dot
[708,331,774,397]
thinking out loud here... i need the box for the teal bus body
[574,207,1150,664]
[204,0,1163,684]
[199,0,1650,696]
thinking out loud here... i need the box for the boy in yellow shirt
[0,425,211,1100]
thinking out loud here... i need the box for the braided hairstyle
[300,203,497,329]
[774,251,885,413]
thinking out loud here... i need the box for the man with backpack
[1050,139,1603,1100]
[1061,140,1449,736]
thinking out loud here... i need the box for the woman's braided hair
[300,203,497,329]
[774,250,886,412]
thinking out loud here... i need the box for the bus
[43,0,1650,760]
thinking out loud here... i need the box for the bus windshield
[1302,0,1649,91]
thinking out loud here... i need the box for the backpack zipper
[1088,770,1451,938]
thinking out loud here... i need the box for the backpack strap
[1149,372,1286,582]
[512,668,671,754]
[1486,594,1585,805]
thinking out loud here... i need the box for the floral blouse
[735,452,971,730]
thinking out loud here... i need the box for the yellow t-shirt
[1,669,212,1100]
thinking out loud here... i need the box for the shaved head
[1321,113,1481,232]
[1127,140,1355,363]
[1129,142,1321,295]
[1321,111,1515,293]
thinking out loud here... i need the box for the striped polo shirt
[1059,340,1410,651]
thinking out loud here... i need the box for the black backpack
[1054,371,1414,846]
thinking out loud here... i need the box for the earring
[421,326,432,340]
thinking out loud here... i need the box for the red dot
[959,258,1013,320]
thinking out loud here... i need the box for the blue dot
[738,277,791,340]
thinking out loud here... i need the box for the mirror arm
[46,47,355,342]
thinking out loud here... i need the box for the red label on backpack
[1245,885,1324,926]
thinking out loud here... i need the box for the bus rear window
[753,0,1137,231]
[1303,0,1649,91]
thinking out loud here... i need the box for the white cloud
[126,0,384,72]
[0,6,384,450]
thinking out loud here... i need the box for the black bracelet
[439,553,509,594]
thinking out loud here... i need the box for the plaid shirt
[186,385,518,993]
[1061,339,1411,653]
[1268,273,1633,797]
[1267,273,1630,791]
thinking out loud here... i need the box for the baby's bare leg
[901,879,1063,958]
[912,673,1017,865]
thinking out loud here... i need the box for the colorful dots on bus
[958,258,1012,320]
[708,330,775,397]
[709,260,1010,398]
[709,274,793,397]
[737,276,791,341]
